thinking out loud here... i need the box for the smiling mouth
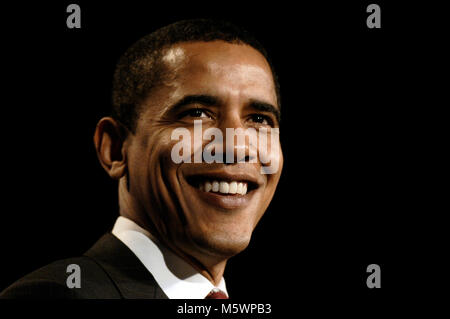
[186,176,258,196]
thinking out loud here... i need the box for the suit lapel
[84,233,168,299]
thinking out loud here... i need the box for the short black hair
[112,19,280,133]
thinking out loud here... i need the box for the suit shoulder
[0,256,121,299]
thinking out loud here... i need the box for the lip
[182,165,264,210]
[184,165,264,187]
[194,186,253,210]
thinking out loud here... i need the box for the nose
[216,111,255,164]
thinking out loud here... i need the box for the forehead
[161,41,277,105]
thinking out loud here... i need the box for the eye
[249,114,272,126]
[180,108,211,119]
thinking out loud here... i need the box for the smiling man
[1,19,283,299]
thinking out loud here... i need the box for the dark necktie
[205,288,228,299]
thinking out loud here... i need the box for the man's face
[126,41,283,263]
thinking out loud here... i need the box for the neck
[200,260,227,286]
[172,247,228,286]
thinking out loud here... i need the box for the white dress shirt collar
[111,216,228,299]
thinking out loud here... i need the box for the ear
[93,117,128,180]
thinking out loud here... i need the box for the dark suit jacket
[0,233,168,299]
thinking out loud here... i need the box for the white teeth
[229,181,237,194]
[237,182,243,194]
[219,181,229,194]
[212,181,219,192]
[199,180,248,195]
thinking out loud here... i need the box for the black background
[0,0,446,310]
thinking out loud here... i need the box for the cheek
[258,129,283,175]
[141,127,182,167]
[260,142,283,210]
[130,128,180,203]
[132,129,186,234]
[168,125,204,164]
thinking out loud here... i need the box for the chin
[190,230,253,260]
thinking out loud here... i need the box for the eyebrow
[168,94,220,113]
